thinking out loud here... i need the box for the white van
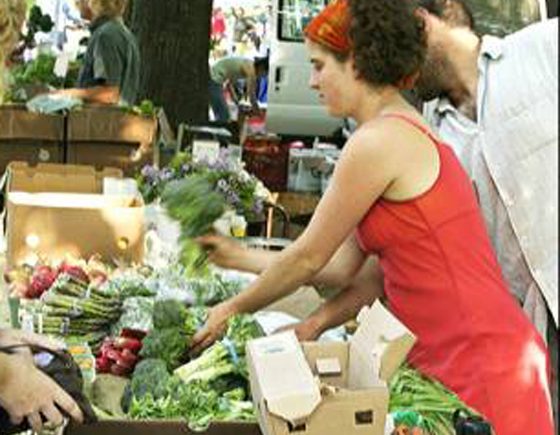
[265,0,555,139]
[265,0,343,138]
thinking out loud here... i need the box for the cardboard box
[5,162,144,267]
[67,105,158,176]
[0,104,65,174]
[247,301,416,435]
[65,420,262,435]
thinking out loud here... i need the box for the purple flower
[141,165,158,180]
[159,168,174,181]
[252,199,264,215]
[226,191,240,206]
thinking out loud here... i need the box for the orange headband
[303,0,351,54]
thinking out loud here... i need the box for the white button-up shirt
[424,18,558,338]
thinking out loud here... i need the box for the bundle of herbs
[161,175,227,274]
[389,365,481,435]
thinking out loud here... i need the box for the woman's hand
[196,234,246,270]
[189,302,238,356]
[0,352,84,432]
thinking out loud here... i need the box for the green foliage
[162,175,227,239]
[153,299,189,330]
[139,328,187,372]
[161,175,227,273]
[137,150,267,221]
[174,314,263,385]
[123,99,157,117]
[389,365,479,435]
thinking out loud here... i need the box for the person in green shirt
[56,0,140,105]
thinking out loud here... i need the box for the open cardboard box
[4,162,145,267]
[0,104,65,174]
[247,301,416,435]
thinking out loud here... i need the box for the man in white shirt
[415,0,558,424]
[35,0,82,51]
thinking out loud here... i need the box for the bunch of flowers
[137,149,270,221]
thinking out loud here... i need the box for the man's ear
[414,7,433,31]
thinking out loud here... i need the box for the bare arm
[242,62,259,109]
[191,122,401,353]
[54,85,120,104]
[201,232,367,289]
[290,256,384,340]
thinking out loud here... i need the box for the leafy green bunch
[139,300,207,371]
[137,150,267,221]
[174,313,263,385]
[389,364,480,435]
[161,175,227,273]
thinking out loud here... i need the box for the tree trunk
[129,0,212,129]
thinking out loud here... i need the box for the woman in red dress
[192,1,554,433]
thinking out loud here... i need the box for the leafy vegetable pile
[121,306,263,430]
[389,365,481,435]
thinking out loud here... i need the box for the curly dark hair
[418,0,475,29]
[348,0,426,88]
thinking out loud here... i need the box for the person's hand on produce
[189,302,237,356]
[196,234,246,270]
[0,352,84,432]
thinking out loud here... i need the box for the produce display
[389,365,480,435]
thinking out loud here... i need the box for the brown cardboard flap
[67,105,157,151]
[0,104,64,140]
[301,342,348,389]
[7,161,122,194]
[349,301,416,388]
[263,387,389,435]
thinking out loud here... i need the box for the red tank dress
[356,113,553,435]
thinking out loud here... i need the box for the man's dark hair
[348,0,426,88]
[418,0,475,29]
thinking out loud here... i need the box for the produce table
[65,420,262,435]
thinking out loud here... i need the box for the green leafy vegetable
[161,176,227,273]
[389,365,480,435]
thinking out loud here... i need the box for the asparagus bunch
[35,274,122,351]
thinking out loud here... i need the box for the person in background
[35,0,83,51]
[193,1,554,433]
[0,4,85,431]
[208,55,269,122]
[53,0,140,105]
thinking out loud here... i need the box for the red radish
[118,348,139,367]
[58,263,90,284]
[113,337,143,353]
[95,356,111,373]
